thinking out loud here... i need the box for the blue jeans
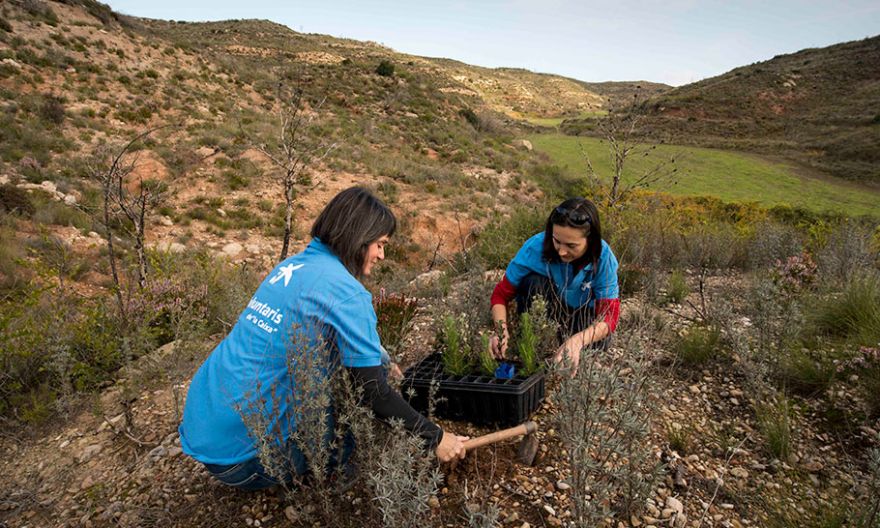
[204,432,356,491]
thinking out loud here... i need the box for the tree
[91,128,168,321]
[258,83,337,261]
[582,94,682,207]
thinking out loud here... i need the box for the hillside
[564,36,880,184]
[575,80,671,109]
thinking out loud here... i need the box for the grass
[521,110,607,128]
[527,134,880,218]
[811,275,880,347]
[756,396,793,461]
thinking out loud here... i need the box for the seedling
[517,312,540,377]
[440,315,471,376]
[478,333,499,377]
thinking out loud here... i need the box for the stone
[427,496,440,509]
[78,444,103,463]
[543,505,556,516]
[556,480,570,491]
[222,242,243,257]
[63,194,78,205]
[730,467,749,479]
[689,385,701,394]
[159,216,174,226]
[1,58,22,69]
[514,139,533,151]
[216,208,227,218]
[666,496,683,514]
[409,269,444,288]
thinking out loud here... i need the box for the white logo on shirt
[269,263,304,287]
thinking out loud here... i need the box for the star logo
[269,263,304,287]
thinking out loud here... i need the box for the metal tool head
[516,432,539,466]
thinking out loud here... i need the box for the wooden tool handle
[463,421,538,451]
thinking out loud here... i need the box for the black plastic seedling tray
[401,353,545,426]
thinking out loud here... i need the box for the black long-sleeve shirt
[347,366,442,450]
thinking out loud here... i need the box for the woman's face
[362,235,390,276]
[551,224,588,263]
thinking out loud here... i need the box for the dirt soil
[1,272,876,528]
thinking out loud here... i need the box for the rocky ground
[1,274,877,528]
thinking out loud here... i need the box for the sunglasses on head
[553,206,590,227]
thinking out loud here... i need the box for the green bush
[0,17,12,33]
[0,184,35,216]
[674,325,722,367]
[474,205,546,269]
[375,60,395,77]
[664,269,689,304]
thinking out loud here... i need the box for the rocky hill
[630,36,880,184]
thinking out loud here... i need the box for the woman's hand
[388,362,403,381]
[553,336,584,377]
[435,430,469,462]
[489,322,509,359]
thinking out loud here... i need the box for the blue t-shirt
[505,232,619,309]
[179,238,383,465]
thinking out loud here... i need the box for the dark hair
[311,187,397,278]
[541,197,603,270]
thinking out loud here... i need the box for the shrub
[554,328,658,522]
[674,325,722,367]
[375,60,395,77]
[474,205,546,269]
[0,17,12,33]
[38,95,65,125]
[664,269,689,304]
[815,221,877,286]
[374,290,418,356]
[0,184,35,216]
[459,107,479,128]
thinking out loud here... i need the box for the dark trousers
[204,421,355,491]
[514,273,610,349]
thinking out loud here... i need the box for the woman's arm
[347,365,442,447]
[553,298,620,374]
[347,366,468,461]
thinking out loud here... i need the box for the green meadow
[527,134,880,218]
[522,110,608,128]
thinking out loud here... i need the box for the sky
[105,1,880,87]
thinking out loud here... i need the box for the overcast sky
[105,0,879,86]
